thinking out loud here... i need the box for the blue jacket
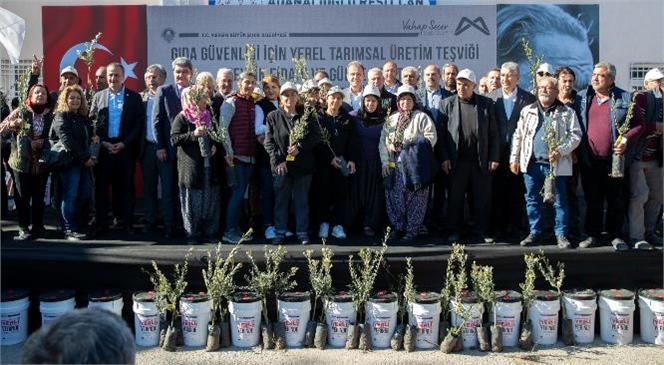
[152,84,182,161]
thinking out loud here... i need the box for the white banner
[208,0,436,5]
[147,5,496,86]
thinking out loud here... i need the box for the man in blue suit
[152,57,193,238]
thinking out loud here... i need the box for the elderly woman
[50,85,95,240]
[0,84,54,240]
[264,82,319,245]
[312,86,356,240]
[379,85,437,242]
[348,85,387,237]
[171,72,221,244]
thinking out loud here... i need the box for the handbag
[39,140,72,171]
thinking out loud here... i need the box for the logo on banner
[454,17,490,36]
[162,28,176,43]
[58,42,138,82]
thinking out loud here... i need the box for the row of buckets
[2,288,663,348]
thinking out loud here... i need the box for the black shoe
[88,224,108,238]
[125,225,135,235]
[142,223,156,234]
[447,233,461,244]
[400,232,417,242]
[386,229,401,243]
[272,235,285,245]
[31,226,45,238]
[164,228,174,239]
[14,228,32,241]
[185,236,198,245]
[556,235,572,249]
[520,233,541,247]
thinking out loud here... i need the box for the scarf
[393,109,412,153]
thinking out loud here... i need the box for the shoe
[363,226,376,237]
[285,231,294,237]
[265,226,277,240]
[164,228,174,239]
[331,225,346,239]
[401,232,417,242]
[14,228,32,241]
[201,235,218,244]
[298,235,310,245]
[578,236,597,249]
[386,229,401,243]
[31,226,45,238]
[65,231,87,241]
[611,237,629,252]
[142,223,156,234]
[111,217,123,228]
[272,235,285,245]
[476,234,494,244]
[447,233,460,244]
[419,225,428,235]
[222,231,242,244]
[645,232,663,246]
[631,239,654,251]
[186,236,199,245]
[556,235,572,249]
[520,233,541,247]
[125,225,135,235]
[318,222,329,238]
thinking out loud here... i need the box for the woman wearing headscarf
[348,85,387,237]
[379,85,437,242]
[171,72,221,244]
[50,85,94,240]
[0,84,54,240]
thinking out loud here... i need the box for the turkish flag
[42,5,147,94]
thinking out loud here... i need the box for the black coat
[170,111,221,189]
[264,107,319,176]
[486,87,536,158]
[51,112,91,164]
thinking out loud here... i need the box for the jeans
[274,174,312,236]
[60,163,92,232]
[225,163,253,233]
[523,163,568,236]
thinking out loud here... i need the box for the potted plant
[303,241,334,349]
[471,262,498,351]
[244,244,298,350]
[76,33,103,160]
[518,252,538,350]
[347,238,387,351]
[536,251,568,345]
[609,93,636,178]
[390,256,415,351]
[144,248,192,351]
[440,244,469,353]
[201,236,244,351]
[540,113,562,203]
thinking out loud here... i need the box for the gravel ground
[3,338,664,365]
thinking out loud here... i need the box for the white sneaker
[319,222,329,238]
[285,231,294,237]
[264,226,277,240]
[331,225,346,239]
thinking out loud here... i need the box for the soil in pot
[561,318,576,346]
[543,177,555,204]
[518,319,534,350]
[273,322,286,350]
[314,322,327,349]
[162,325,178,351]
[262,322,274,350]
[477,324,490,351]
[206,323,220,351]
[491,324,503,352]
[358,323,372,351]
[610,154,625,178]
[220,320,231,348]
[345,323,359,349]
[439,332,459,353]
[403,324,417,352]
[390,324,404,351]
[304,320,317,347]
[438,321,449,343]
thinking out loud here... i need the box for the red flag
[42,5,147,94]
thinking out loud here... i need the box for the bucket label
[497,318,516,333]
[539,316,557,332]
[283,317,300,333]
[331,318,349,334]
[134,313,160,347]
[139,316,159,332]
[574,316,593,332]
[1,316,20,334]
[372,317,391,334]
[415,316,434,335]
[652,312,664,333]
[610,313,631,331]
[236,319,255,334]
[182,316,199,333]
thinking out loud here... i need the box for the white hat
[317,78,332,87]
[300,79,318,93]
[536,63,555,76]
[362,85,380,98]
[456,69,477,84]
[326,86,344,98]
[280,82,298,95]
[396,85,417,98]
[644,68,664,82]
[60,66,79,78]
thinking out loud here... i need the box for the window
[630,62,664,92]
[0,59,37,103]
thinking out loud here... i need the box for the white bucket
[180,292,212,347]
[325,291,356,347]
[132,292,161,347]
[88,289,124,317]
[229,291,262,347]
[599,289,635,344]
[638,289,664,345]
[366,291,398,348]
[277,292,311,347]
[39,289,76,327]
[408,292,441,349]
[1,289,30,345]
[562,289,597,344]
[450,294,484,349]
[528,290,560,345]
[493,290,522,347]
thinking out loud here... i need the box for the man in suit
[486,61,537,242]
[439,69,500,244]
[342,61,365,112]
[152,57,193,238]
[89,62,144,236]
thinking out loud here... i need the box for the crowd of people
[1,56,662,251]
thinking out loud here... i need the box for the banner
[209,0,436,5]
[147,5,495,86]
[42,5,147,93]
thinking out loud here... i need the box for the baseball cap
[644,68,664,82]
[326,86,344,98]
[536,63,555,76]
[362,85,380,98]
[280,82,298,95]
[456,69,477,84]
[396,85,417,98]
[60,66,79,78]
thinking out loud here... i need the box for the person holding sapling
[510,76,581,249]
[264,82,319,245]
[313,86,357,240]
[577,62,645,251]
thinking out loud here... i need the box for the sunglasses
[537,71,552,77]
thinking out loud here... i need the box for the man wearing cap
[383,60,401,95]
[577,62,645,251]
[317,78,333,108]
[89,62,144,237]
[486,61,537,242]
[438,69,500,244]
[367,67,397,113]
[535,63,555,89]
[510,76,581,249]
[343,61,365,112]
[627,68,663,250]
[219,71,259,244]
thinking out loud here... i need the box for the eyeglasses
[537,86,558,91]
[537,72,552,77]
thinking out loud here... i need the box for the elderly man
[487,61,537,242]
[220,71,259,244]
[577,62,645,251]
[439,69,500,244]
[367,67,397,113]
[442,63,459,94]
[342,61,365,112]
[383,60,401,94]
[216,68,235,98]
[627,68,663,250]
[510,77,581,248]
